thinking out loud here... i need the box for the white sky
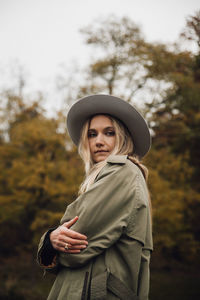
[0,0,199,112]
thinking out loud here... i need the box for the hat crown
[67,94,151,158]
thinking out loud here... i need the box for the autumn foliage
[0,11,200,300]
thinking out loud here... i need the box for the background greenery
[0,11,200,299]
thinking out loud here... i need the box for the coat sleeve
[58,162,139,268]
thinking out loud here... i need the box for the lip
[94,150,109,154]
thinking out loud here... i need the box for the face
[88,115,116,163]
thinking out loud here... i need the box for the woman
[37,94,153,300]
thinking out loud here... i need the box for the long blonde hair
[78,114,148,195]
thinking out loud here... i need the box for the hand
[50,216,88,253]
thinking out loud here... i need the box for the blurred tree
[180,10,200,50]
[0,92,83,255]
[55,13,200,265]
[146,11,200,187]
[1,14,200,300]
[145,148,200,264]
[78,15,153,102]
[144,11,200,263]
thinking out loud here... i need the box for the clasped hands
[50,216,88,253]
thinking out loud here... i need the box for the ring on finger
[64,243,70,250]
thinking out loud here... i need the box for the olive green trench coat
[38,155,153,300]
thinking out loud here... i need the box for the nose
[95,133,105,147]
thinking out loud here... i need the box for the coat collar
[106,155,128,164]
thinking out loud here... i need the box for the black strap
[90,271,138,300]
[81,272,89,300]
[108,273,138,300]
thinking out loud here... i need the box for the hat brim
[67,94,151,158]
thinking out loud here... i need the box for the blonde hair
[78,114,148,194]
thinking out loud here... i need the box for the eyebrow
[88,126,115,131]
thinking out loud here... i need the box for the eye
[106,131,115,136]
[88,131,97,138]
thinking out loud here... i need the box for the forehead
[89,114,113,128]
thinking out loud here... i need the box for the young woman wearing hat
[37,95,153,300]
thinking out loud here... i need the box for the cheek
[88,140,94,152]
[110,137,116,150]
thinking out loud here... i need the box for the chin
[95,158,106,163]
[94,153,109,163]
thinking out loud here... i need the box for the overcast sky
[0,0,199,111]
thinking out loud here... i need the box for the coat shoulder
[94,155,142,186]
[106,155,142,177]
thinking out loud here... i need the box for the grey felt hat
[67,94,151,158]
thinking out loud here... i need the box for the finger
[65,249,81,254]
[63,228,87,240]
[57,240,86,250]
[61,244,86,253]
[53,241,73,250]
[68,244,87,250]
[60,237,88,246]
[54,246,78,253]
[63,216,79,229]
